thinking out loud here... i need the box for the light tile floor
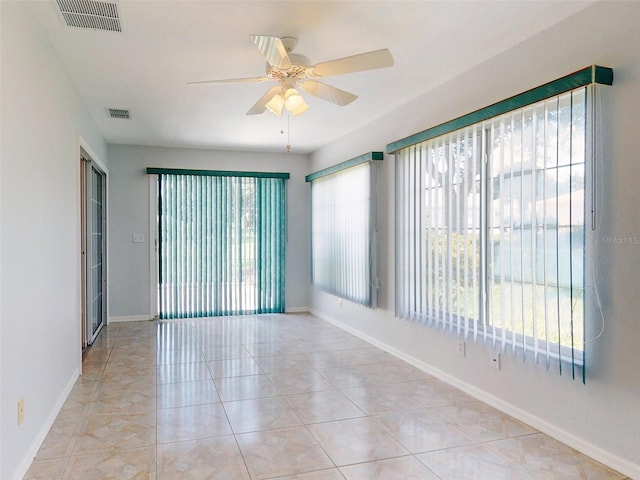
[25,313,628,480]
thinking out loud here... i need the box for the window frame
[389,66,613,380]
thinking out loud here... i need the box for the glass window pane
[396,86,588,369]
[311,162,373,307]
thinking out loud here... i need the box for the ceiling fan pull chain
[286,113,292,153]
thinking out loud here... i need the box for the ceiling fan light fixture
[265,93,284,115]
[284,88,308,116]
[284,87,298,100]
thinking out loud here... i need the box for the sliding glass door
[153,170,287,319]
[81,155,107,346]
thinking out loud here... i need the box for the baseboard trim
[310,308,640,480]
[285,306,310,313]
[108,315,153,323]
[13,368,79,480]
[110,311,311,321]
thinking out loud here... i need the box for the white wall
[107,144,310,319]
[309,2,640,477]
[0,3,108,479]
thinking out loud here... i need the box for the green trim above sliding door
[146,167,290,179]
[305,151,383,182]
[386,65,613,153]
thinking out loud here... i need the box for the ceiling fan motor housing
[265,54,311,78]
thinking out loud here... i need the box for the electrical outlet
[457,341,466,357]
[490,352,501,370]
[17,398,24,425]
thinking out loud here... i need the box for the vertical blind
[308,154,380,307]
[152,170,287,318]
[395,125,483,332]
[394,86,592,379]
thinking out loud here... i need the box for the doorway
[81,151,107,348]
[151,170,287,319]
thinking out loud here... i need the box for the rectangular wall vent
[107,108,130,119]
[56,0,122,32]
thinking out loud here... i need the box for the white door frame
[79,137,109,350]
[149,175,158,320]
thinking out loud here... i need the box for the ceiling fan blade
[246,85,282,115]
[251,35,291,70]
[187,76,271,86]
[300,80,358,106]
[311,48,394,77]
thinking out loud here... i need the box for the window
[307,152,381,307]
[148,169,288,318]
[487,91,587,368]
[392,66,612,379]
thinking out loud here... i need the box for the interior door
[82,154,107,347]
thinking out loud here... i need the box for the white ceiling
[32,1,593,154]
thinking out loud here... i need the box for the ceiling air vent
[107,108,130,119]
[56,0,122,32]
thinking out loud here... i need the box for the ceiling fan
[188,35,394,116]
